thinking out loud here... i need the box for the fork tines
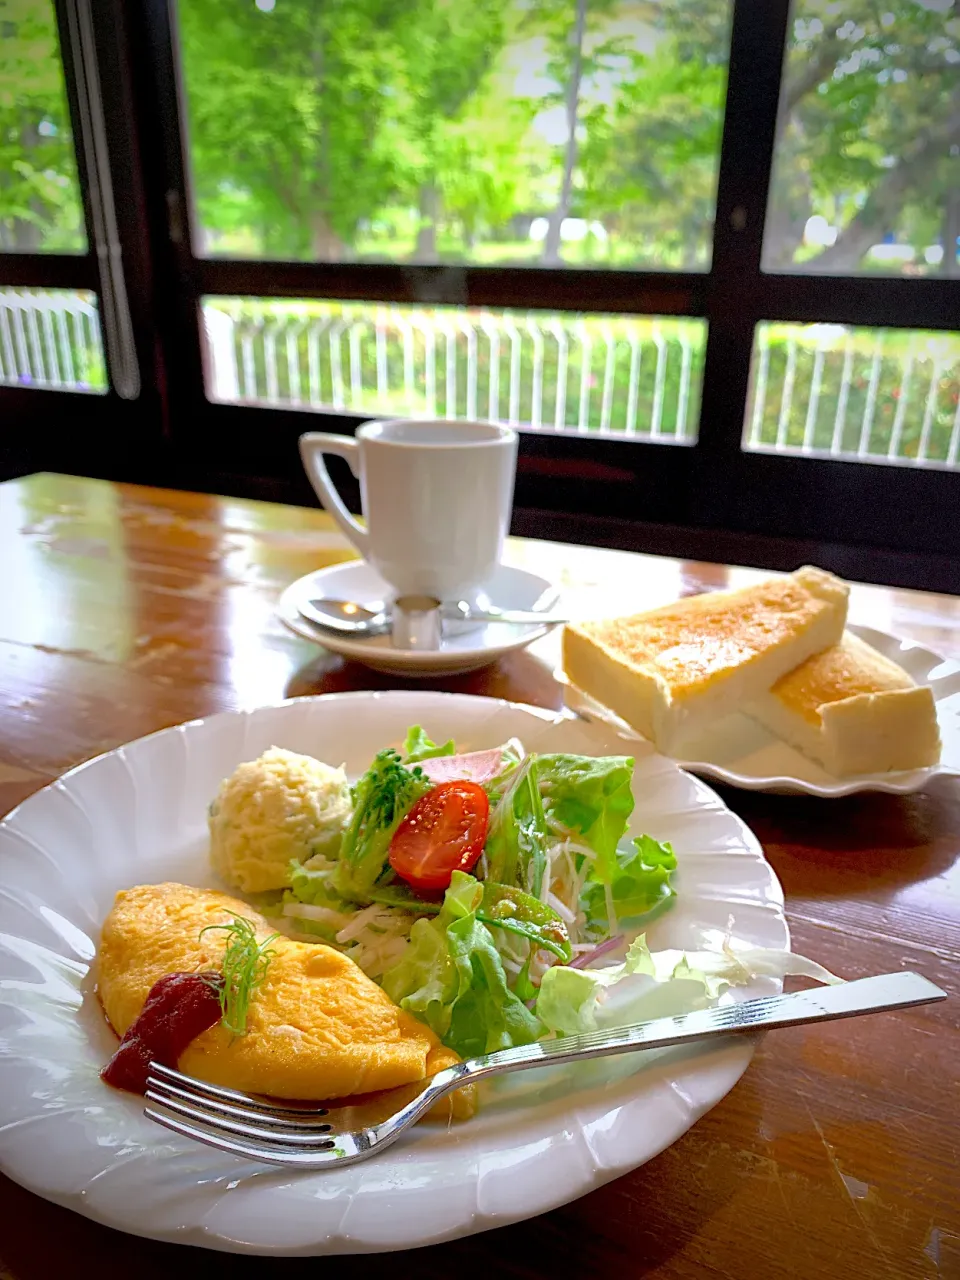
[144,1062,349,1165]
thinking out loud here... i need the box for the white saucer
[564,624,960,797]
[278,560,561,676]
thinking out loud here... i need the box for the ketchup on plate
[101,971,224,1095]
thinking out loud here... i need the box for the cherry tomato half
[388,781,490,893]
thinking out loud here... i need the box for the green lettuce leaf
[286,862,423,924]
[382,871,541,1057]
[535,935,842,1036]
[380,893,456,1035]
[512,957,538,1004]
[280,863,352,941]
[580,834,677,935]
[484,756,549,895]
[402,725,456,764]
[287,862,336,905]
[536,752,635,884]
[335,749,430,896]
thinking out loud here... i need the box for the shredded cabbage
[535,935,842,1036]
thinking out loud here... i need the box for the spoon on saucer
[299,596,568,636]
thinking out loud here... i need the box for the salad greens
[382,872,541,1057]
[537,753,636,884]
[536,935,842,1036]
[402,725,456,764]
[335,748,430,896]
[281,863,352,940]
[275,722,838,1065]
[484,757,549,896]
[479,881,571,962]
[286,862,572,962]
[579,835,678,939]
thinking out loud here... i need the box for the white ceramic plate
[0,691,785,1255]
[565,624,960,798]
[278,561,561,676]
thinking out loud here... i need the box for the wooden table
[0,472,957,1280]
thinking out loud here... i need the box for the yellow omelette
[98,882,473,1118]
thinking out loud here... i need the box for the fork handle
[420,972,945,1108]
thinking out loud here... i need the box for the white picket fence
[745,323,960,469]
[201,300,702,441]
[0,289,106,393]
[3,288,957,470]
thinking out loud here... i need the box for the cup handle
[299,432,370,557]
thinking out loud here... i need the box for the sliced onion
[281,901,349,927]
[419,747,506,784]
[568,934,626,970]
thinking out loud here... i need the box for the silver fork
[144,971,945,1169]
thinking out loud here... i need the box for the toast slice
[747,631,941,776]
[562,566,849,755]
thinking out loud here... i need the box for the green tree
[537,0,588,264]
[425,87,540,255]
[0,0,85,251]
[577,0,730,269]
[178,0,416,259]
[176,0,740,269]
[396,0,515,260]
[524,0,654,265]
[178,0,532,263]
[764,0,960,274]
[520,0,730,267]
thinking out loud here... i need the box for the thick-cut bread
[747,631,941,776]
[562,567,849,755]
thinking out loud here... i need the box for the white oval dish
[564,624,960,798]
[0,691,785,1255]
[277,560,561,676]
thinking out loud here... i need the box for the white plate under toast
[563,624,960,797]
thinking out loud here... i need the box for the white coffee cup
[299,419,518,600]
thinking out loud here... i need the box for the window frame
[0,0,167,480]
[15,0,960,576]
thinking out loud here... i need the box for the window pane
[743,322,960,467]
[177,1,732,271]
[763,2,960,276]
[201,296,705,441]
[0,287,106,392]
[0,0,86,252]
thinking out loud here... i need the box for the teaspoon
[299,596,567,636]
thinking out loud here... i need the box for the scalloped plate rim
[0,690,786,1255]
